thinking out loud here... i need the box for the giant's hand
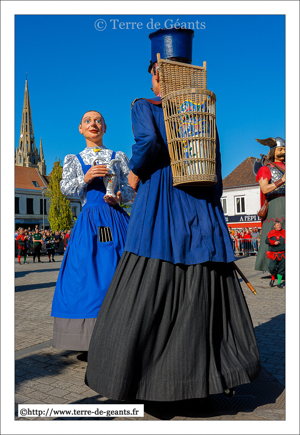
[128,171,140,192]
[282,173,285,183]
[84,165,109,184]
[104,191,122,206]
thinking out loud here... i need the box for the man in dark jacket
[266,221,285,288]
[32,228,43,263]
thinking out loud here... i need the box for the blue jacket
[124,96,234,265]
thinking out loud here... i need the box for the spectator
[239,229,245,256]
[41,231,47,255]
[229,230,235,252]
[244,229,252,255]
[58,232,65,255]
[32,228,43,263]
[27,231,33,255]
[251,227,260,254]
[64,229,71,252]
[232,230,239,254]
[16,228,28,264]
[44,230,56,262]
[54,230,61,255]
[266,221,285,288]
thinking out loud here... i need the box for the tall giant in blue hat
[148,28,194,72]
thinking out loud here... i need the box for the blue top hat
[148,28,194,72]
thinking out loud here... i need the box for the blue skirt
[51,203,129,319]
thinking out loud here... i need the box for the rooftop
[15,166,48,190]
[223,157,258,188]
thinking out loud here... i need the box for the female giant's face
[79,111,106,144]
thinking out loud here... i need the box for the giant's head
[79,110,107,143]
[148,28,194,96]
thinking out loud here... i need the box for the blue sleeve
[214,128,223,198]
[129,100,161,177]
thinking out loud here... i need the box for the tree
[47,161,73,231]
[119,201,131,215]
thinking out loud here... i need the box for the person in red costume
[254,137,285,272]
[16,227,28,264]
[265,221,285,288]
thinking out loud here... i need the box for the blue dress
[125,96,234,265]
[51,152,130,349]
[85,97,261,401]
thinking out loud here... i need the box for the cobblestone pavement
[14,253,286,423]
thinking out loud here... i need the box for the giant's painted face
[151,65,160,96]
[79,111,106,143]
[274,146,285,162]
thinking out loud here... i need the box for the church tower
[15,78,46,175]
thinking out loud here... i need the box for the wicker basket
[157,54,217,187]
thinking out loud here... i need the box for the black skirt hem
[85,252,261,401]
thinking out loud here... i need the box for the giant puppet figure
[51,111,134,355]
[86,29,261,403]
[254,137,285,272]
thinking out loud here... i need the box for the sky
[14,14,286,178]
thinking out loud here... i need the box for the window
[19,155,22,164]
[15,197,20,214]
[220,197,227,214]
[32,155,35,164]
[235,196,245,214]
[27,198,34,215]
[72,206,77,217]
[32,181,39,187]
[40,198,47,215]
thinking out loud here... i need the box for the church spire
[39,137,44,160]
[20,78,35,148]
[15,77,40,171]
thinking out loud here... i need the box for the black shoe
[52,258,55,262]
[224,387,235,398]
[49,259,51,262]
[38,260,42,263]
[76,351,88,362]
[269,280,275,287]
[278,283,284,288]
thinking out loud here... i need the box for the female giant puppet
[51,111,134,354]
[86,29,261,403]
[254,137,285,272]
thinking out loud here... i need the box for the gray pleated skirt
[85,252,261,401]
[53,318,97,351]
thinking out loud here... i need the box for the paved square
[15,253,285,420]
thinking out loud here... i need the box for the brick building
[221,157,262,229]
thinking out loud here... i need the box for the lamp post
[40,186,47,230]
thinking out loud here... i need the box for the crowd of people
[228,226,261,256]
[15,226,72,263]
